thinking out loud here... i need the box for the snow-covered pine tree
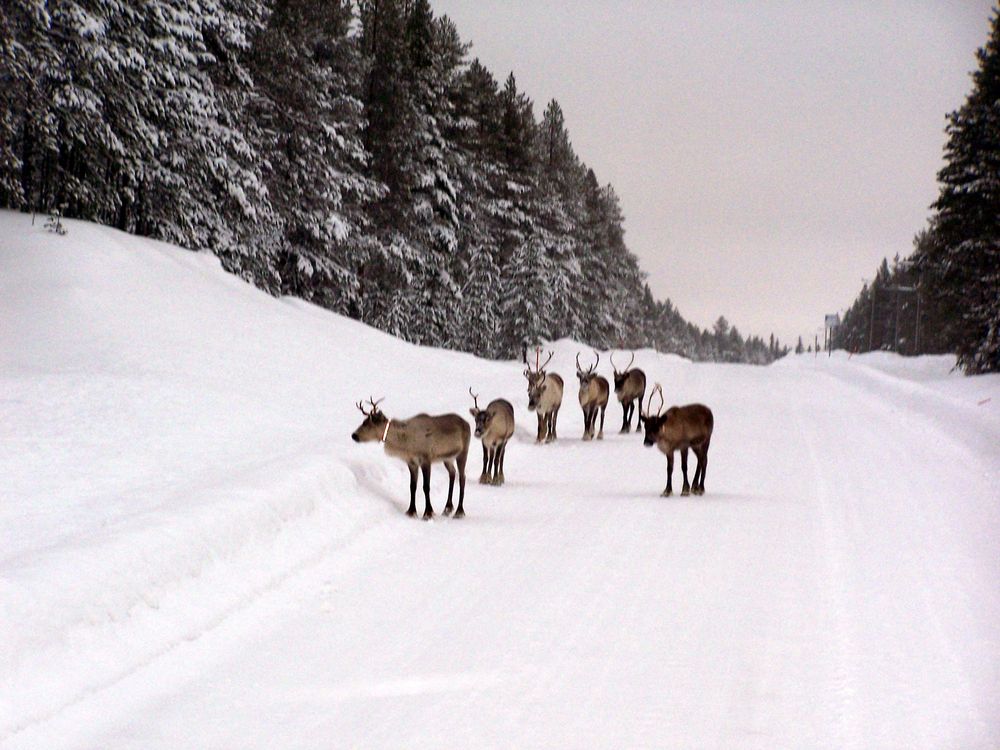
[501,236,555,351]
[247,0,383,314]
[460,247,501,357]
[917,9,1000,373]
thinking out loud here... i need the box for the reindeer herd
[351,350,715,519]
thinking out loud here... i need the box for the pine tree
[917,10,1000,373]
[460,247,501,357]
[248,0,382,313]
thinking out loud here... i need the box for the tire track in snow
[794,397,863,750]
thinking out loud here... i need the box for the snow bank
[0,211,474,733]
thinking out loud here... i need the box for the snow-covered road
[2,214,998,748]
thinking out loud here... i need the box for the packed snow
[1,212,998,748]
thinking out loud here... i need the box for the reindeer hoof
[597,433,603,440]
[406,508,417,517]
[479,475,489,484]
[620,428,630,434]
[693,488,705,496]
[453,508,465,519]
[681,488,691,497]
[496,475,505,486]
[443,505,453,516]
[422,511,435,521]
[661,489,672,497]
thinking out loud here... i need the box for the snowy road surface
[2,214,998,748]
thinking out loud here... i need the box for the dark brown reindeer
[469,388,515,485]
[351,397,471,519]
[641,384,714,497]
[611,351,647,434]
[524,350,564,443]
[575,351,610,440]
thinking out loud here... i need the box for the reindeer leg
[480,443,489,483]
[598,405,606,439]
[549,406,559,442]
[454,449,468,518]
[406,463,418,517]
[421,463,434,519]
[695,443,708,495]
[662,452,674,497]
[680,447,691,496]
[443,461,456,515]
[620,401,630,433]
[496,441,507,485]
[536,413,544,443]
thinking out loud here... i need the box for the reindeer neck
[381,418,413,454]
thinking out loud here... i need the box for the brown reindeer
[575,351,610,440]
[641,384,714,497]
[611,351,647,434]
[351,397,471,519]
[524,350,564,443]
[469,388,515,485]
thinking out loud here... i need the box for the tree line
[835,10,1000,374]
[0,0,786,363]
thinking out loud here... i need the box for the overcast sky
[431,0,995,345]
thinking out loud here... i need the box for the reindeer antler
[591,350,600,374]
[575,352,582,372]
[468,386,480,410]
[611,350,633,374]
[644,383,664,417]
[358,396,384,416]
[538,350,554,372]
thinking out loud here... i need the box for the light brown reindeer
[524,349,564,443]
[351,397,471,519]
[575,351,609,440]
[611,351,647,434]
[641,384,714,497]
[469,388,515,485]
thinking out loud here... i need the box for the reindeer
[351,397,471,519]
[575,351,609,440]
[611,351,647,434]
[524,350,564,443]
[469,388,515,485]
[641,384,714,497]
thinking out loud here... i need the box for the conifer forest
[835,11,1000,374]
[0,0,787,363]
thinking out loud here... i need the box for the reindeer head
[468,387,492,437]
[610,351,635,394]
[576,350,600,391]
[524,350,554,411]
[640,384,666,446]
[351,397,388,442]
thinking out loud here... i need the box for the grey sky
[431,0,995,345]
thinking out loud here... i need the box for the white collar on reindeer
[381,419,392,443]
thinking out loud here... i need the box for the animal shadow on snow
[597,490,770,504]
